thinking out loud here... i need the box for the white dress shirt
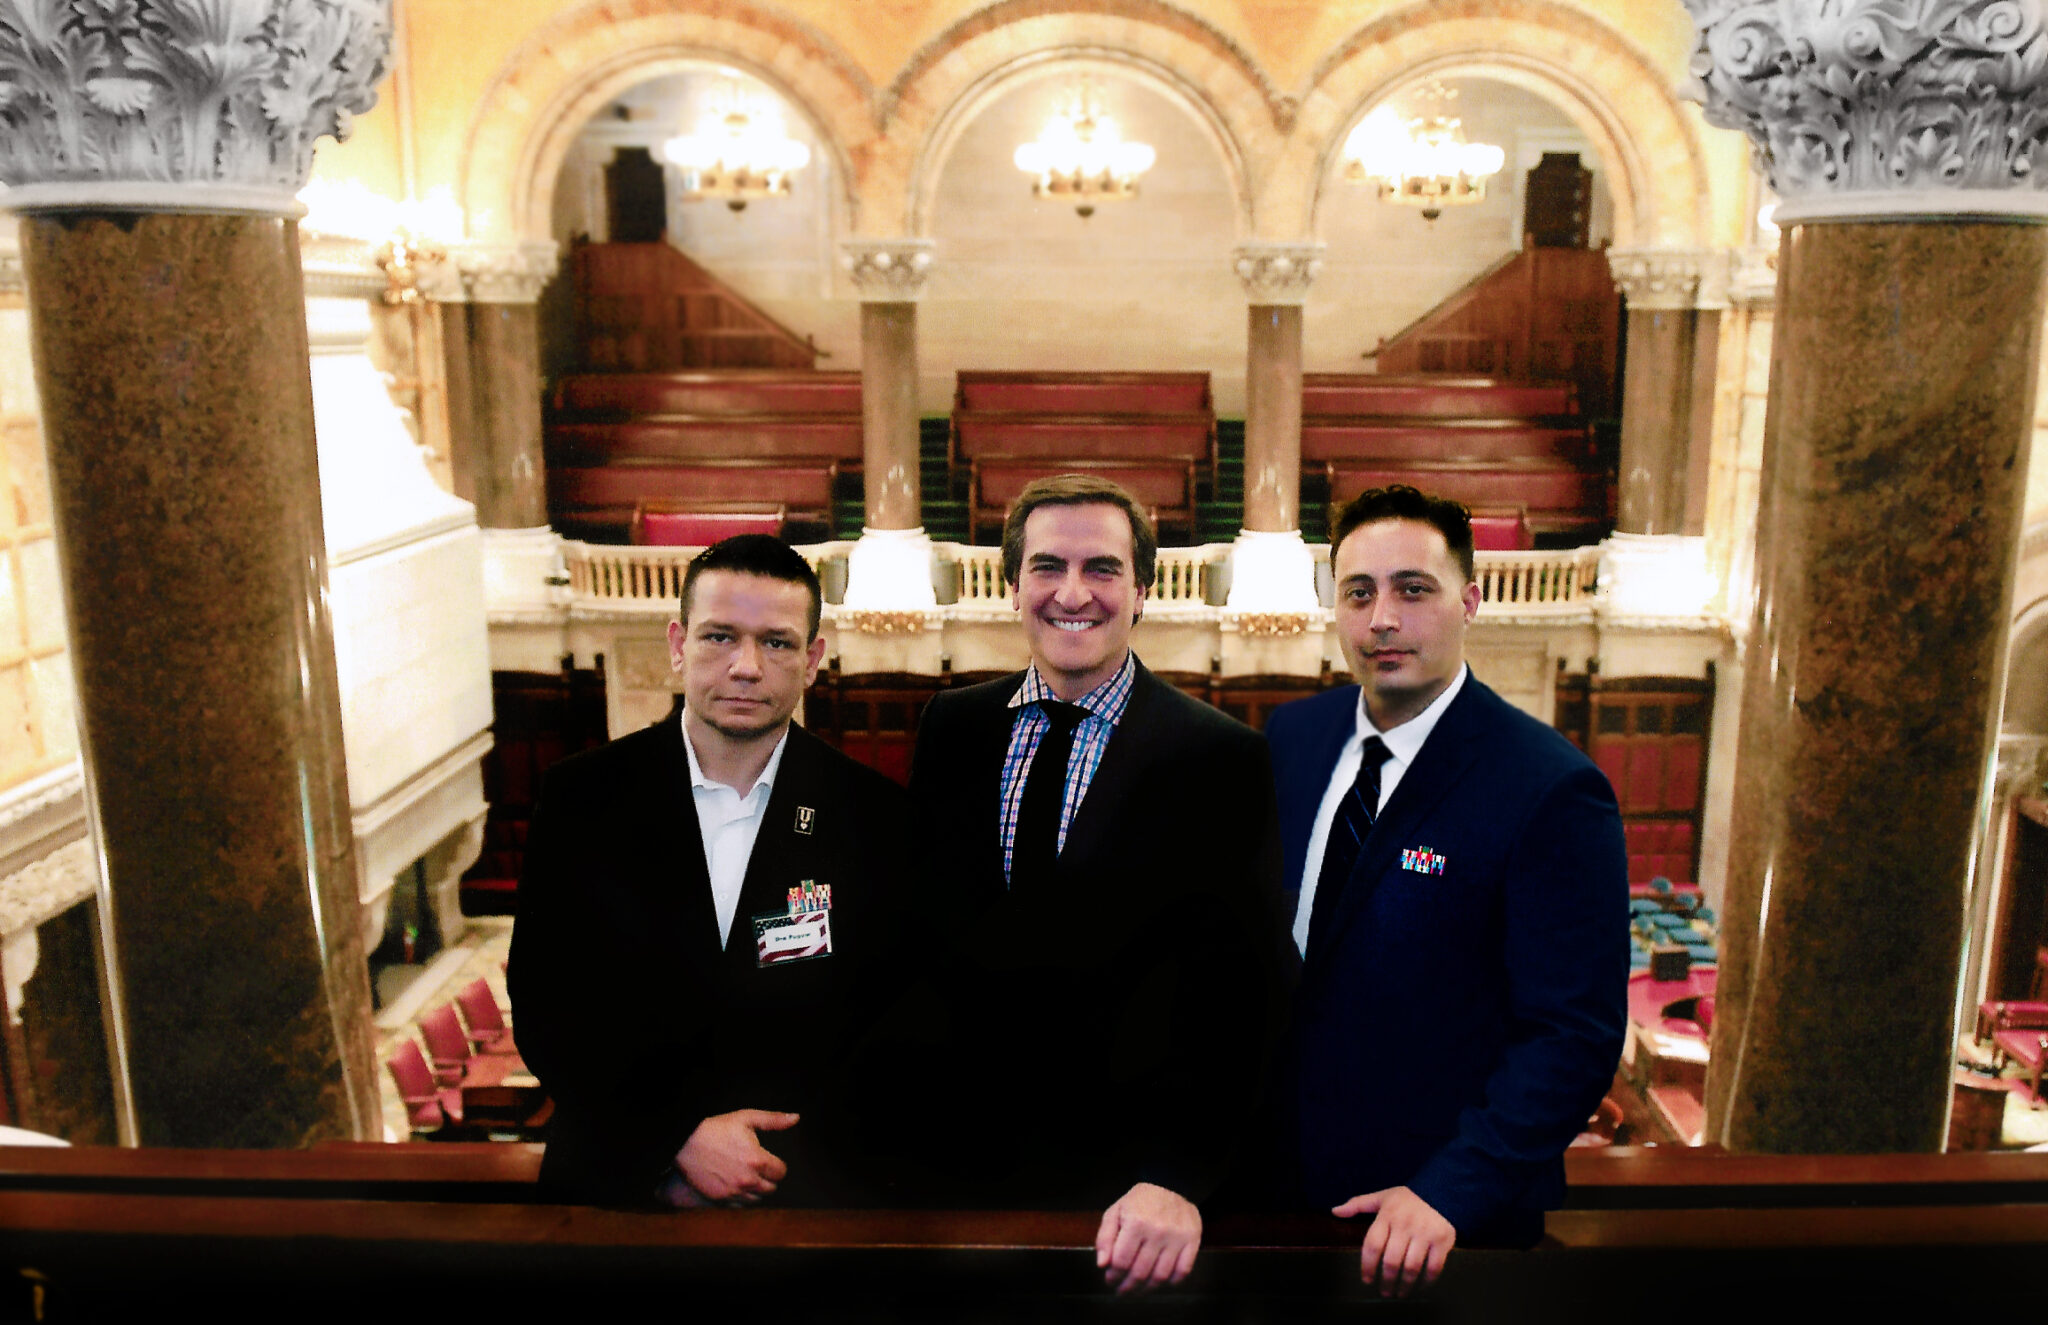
[681,713,790,949]
[1291,665,1470,956]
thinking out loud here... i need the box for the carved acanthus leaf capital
[840,238,934,300]
[1233,242,1324,305]
[1682,0,2048,222]
[448,240,559,304]
[1607,247,1730,310]
[0,0,392,216]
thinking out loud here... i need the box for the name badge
[754,910,832,966]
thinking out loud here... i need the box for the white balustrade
[563,541,847,606]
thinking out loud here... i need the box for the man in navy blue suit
[1263,485,1627,1294]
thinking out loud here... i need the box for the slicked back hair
[1330,485,1476,583]
[679,534,823,640]
[1000,474,1159,590]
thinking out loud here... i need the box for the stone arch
[1282,0,1711,247]
[459,0,876,244]
[877,2,1290,239]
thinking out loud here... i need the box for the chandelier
[662,80,811,212]
[1341,87,1505,221]
[1013,79,1157,218]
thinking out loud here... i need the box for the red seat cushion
[636,510,784,546]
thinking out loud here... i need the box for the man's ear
[803,632,828,686]
[1133,580,1148,626]
[1462,579,1482,622]
[667,619,687,672]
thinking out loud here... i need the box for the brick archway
[878,2,1288,239]
[1283,0,1711,247]
[459,0,875,244]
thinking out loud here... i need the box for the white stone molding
[840,526,939,613]
[0,837,94,945]
[481,526,570,618]
[1607,247,1729,311]
[0,245,21,295]
[840,239,935,301]
[299,235,384,301]
[1599,534,1719,620]
[0,0,392,216]
[1683,0,2048,222]
[0,763,96,946]
[448,240,560,304]
[1730,243,1779,307]
[1224,529,1321,612]
[1232,242,1325,306]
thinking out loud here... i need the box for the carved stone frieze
[1607,246,1730,311]
[841,238,934,301]
[1232,242,1324,306]
[1682,0,2048,220]
[0,0,392,215]
[0,837,94,940]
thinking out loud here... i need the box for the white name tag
[753,909,833,967]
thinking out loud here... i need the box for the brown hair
[1000,473,1159,590]
[1330,484,1476,583]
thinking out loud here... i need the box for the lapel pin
[1402,847,1447,876]
[795,805,815,835]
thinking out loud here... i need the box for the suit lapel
[728,728,828,968]
[1056,662,1157,873]
[957,680,1024,894]
[646,718,726,959]
[1305,679,1489,968]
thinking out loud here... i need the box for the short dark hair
[679,534,823,639]
[1330,485,1476,582]
[1000,474,1158,590]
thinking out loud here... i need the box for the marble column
[1685,1,2048,1152]
[1228,243,1322,613]
[1608,248,1725,536]
[838,240,936,614]
[434,243,559,530]
[0,0,393,1145]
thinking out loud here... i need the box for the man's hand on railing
[1095,1181,1201,1295]
[674,1109,799,1205]
[1334,1184,1455,1297]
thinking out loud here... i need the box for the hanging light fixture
[662,78,811,212]
[1341,85,1505,222]
[1013,78,1157,218]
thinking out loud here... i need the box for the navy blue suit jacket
[1264,674,1627,1240]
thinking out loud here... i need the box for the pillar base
[841,527,938,612]
[1224,529,1320,613]
[1600,534,1716,619]
[480,526,566,616]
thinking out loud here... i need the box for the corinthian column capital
[1233,241,1324,305]
[1607,246,1730,310]
[840,238,934,301]
[1683,0,2048,223]
[447,240,559,304]
[0,0,391,216]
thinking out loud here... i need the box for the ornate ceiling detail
[1233,242,1324,305]
[0,0,390,215]
[841,238,934,300]
[1683,0,2048,221]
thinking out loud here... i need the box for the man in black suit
[855,475,1285,1295]
[1263,487,1627,1294]
[508,535,909,1207]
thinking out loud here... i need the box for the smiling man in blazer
[851,474,1285,1295]
[1263,486,1627,1294]
[509,534,909,1208]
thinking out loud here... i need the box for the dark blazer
[1264,675,1628,1241]
[852,660,1287,1208]
[507,717,910,1206]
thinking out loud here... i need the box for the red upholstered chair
[455,978,519,1058]
[419,1002,514,1089]
[386,1039,462,1135]
[1978,999,2048,1047]
[1994,1027,2048,1104]
[630,502,786,547]
[1469,506,1533,551]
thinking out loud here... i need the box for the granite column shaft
[859,301,921,531]
[1244,304,1303,534]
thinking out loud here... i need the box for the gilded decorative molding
[1607,247,1729,311]
[1232,242,1324,306]
[1226,611,1314,638]
[0,0,391,216]
[838,609,941,635]
[841,239,934,301]
[1682,0,2048,221]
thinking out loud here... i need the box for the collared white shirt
[681,712,790,949]
[1291,665,1470,956]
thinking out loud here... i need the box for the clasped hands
[664,1108,799,1207]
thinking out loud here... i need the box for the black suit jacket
[1265,676,1628,1241]
[853,660,1287,1207]
[507,717,911,1206]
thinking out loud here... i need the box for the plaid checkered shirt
[997,651,1137,884]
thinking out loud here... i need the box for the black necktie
[1010,701,1088,889]
[1307,736,1391,949]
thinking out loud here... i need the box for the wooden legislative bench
[549,459,838,544]
[971,457,1195,543]
[553,370,862,418]
[950,370,1218,477]
[1328,459,1609,541]
[1301,418,1597,466]
[546,416,864,466]
[5,1144,2047,1320]
[1302,373,1577,419]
